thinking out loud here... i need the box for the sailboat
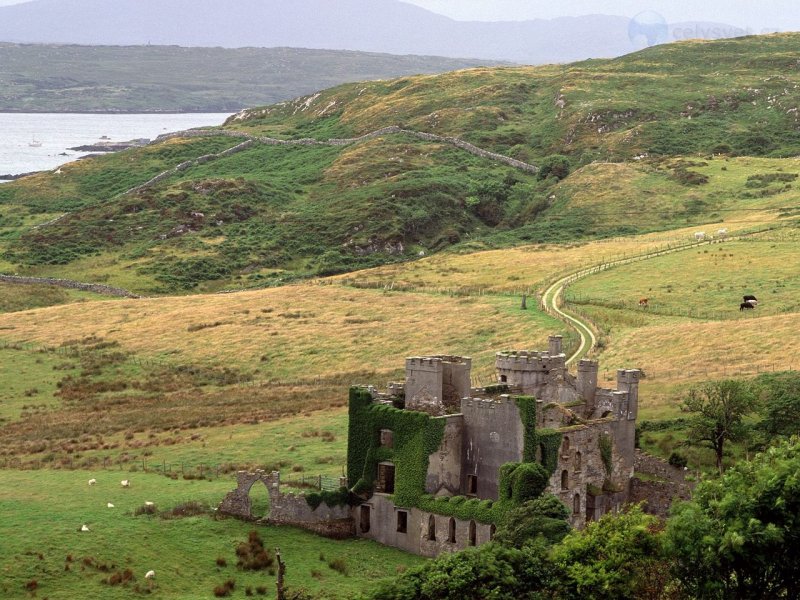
[28,137,43,148]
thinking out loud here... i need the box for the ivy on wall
[347,387,446,506]
[599,433,613,475]
[346,387,565,523]
[515,396,562,475]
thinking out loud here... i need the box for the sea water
[0,112,232,179]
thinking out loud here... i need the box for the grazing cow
[743,295,758,305]
[740,302,756,311]
[695,232,706,241]
[638,298,649,308]
[717,228,728,238]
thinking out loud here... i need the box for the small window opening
[397,510,408,534]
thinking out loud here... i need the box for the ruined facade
[349,336,640,557]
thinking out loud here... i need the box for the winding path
[539,229,775,365]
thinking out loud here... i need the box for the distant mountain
[0,44,504,112]
[0,0,745,64]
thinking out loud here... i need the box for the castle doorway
[360,505,371,533]
[377,462,396,493]
[247,479,270,521]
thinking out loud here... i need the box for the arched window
[448,518,456,543]
[573,493,581,515]
[575,451,582,472]
[561,469,569,490]
[427,515,436,541]
[562,436,570,455]
[468,521,477,546]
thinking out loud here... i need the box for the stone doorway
[247,479,270,520]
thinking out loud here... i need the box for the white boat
[29,138,42,148]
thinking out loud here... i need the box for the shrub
[327,557,349,576]
[216,557,227,567]
[236,531,274,571]
[668,452,688,469]
[213,579,236,597]
[537,155,571,181]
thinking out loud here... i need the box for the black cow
[740,302,756,311]
[743,295,758,303]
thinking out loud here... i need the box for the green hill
[1,33,800,294]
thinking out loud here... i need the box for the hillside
[0,43,503,113]
[0,0,744,64]
[1,34,799,293]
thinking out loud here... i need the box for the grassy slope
[1,34,800,292]
[0,43,499,113]
[0,470,424,600]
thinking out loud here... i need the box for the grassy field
[0,284,563,376]
[0,469,424,600]
[567,228,800,318]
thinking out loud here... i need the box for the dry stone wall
[0,274,139,298]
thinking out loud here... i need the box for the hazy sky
[404,1,793,30]
[0,0,793,31]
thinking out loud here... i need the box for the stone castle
[221,335,644,558]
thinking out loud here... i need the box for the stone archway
[219,470,278,520]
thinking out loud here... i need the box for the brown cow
[638,298,649,308]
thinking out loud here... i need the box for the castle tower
[495,350,566,398]
[577,359,599,408]
[405,356,472,415]
[616,369,641,421]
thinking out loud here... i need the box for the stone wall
[357,494,494,558]
[218,470,354,539]
[630,450,694,518]
[0,274,139,298]
[461,395,524,500]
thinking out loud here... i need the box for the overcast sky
[404,1,794,30]
[0,0,793,31]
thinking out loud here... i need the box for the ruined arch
[573,493,581,515]
[561,469,569,490]
[448,518,456,543]
[427,515,436,541]
[468,520,477,546]
[575,451,582,472]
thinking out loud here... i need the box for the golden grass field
[0,284,565,379]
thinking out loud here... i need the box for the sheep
[88,478,97,486]
[121,480,130,488]
[107,503,115,508]
[145,570,156,580]
[80,525,90,532]
[144,501,154,507]
[694,232,706,241]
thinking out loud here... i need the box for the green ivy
[347,386,446,507]
[348,387,564,526]
[305,487,351,510]
[514,396,562,475]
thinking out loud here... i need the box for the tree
[681,379,756,473]
[665,437,800,599]
[537,155,571,181]
[367,542,555,600]
[551,505,666,600]
[493,495,571,548]
[754,371,800,438]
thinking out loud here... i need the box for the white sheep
[107,503,115,508]
[88,478,97,486]
[80,525,90,532]
[145,570,156,580]
[121,480,130,488]
[144,501,154,507]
